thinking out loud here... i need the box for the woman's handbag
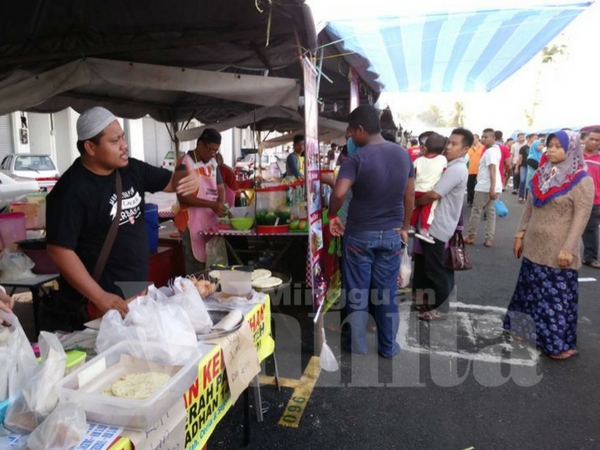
[444,231,472,271]
[37,171,123,332]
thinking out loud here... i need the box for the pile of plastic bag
[96,277,213,355]
[0,311,87,449]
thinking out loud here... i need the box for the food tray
[196,307,244,341]
[57,340,210,430]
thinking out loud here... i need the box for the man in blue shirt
[328,105,415,358]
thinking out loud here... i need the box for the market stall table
[2,273,59,335]
[72,293,275,450]
[199,229,308,277]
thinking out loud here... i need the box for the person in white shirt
[409,133,447,243]
[465,128,502,247]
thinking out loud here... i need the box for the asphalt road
[213,191,600,450]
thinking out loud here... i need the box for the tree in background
[524,44,566,126]
[417,105,447,127]
[448,101,466,127]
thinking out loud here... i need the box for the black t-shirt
[46,158,172,301]
[518,145,530,169]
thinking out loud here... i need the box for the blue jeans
[342,230,402,357]
[518,166,528,199]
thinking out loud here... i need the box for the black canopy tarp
[0,0,318,122]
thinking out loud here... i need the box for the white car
[0,172,40,211]
[0,154,60,192]
[161,150,175,171]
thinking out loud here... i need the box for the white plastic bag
[169,277,213,333]
[96,295,197,356]
[4,332,67,433]
[27,402,87,450]
[398,246,412,288]
[319,328,339,372]
[0,249,35,282]
[0,311,38,402]
[205,236,228,268]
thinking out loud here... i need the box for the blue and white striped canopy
[326,2,591,92]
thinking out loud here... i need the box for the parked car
[0,172,40,211]
[235,153,276,171]
[0,154,59,192]
[162,150,175,171]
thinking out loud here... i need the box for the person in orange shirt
[466,133,484,207]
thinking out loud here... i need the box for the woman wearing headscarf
[524,139,543,193]
[503,131,594,360]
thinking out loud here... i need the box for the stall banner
[247,298,275,363]
[184,345,231,449]
[303,56,327,312]
[350,68,360,111]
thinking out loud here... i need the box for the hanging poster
[350,68,360,111]
[303,56,327,311]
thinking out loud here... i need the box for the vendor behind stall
[285,134,305,179]
[46,107,199,325]
[174,129,227,274]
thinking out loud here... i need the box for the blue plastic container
[144,203,159,253]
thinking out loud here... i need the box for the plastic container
[231,217,254,231]
[57,340,208,430]
[9,203,40,229]
[144,203,159,254]
[256,224,290,234]
[65,349,87,376]
[0,213,27,251]
[27,193,47,228]
[21,248,58,274]
[220,269,252,296]
[255,185,287,212]
[230,206,254,218]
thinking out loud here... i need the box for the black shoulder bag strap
[91,170,122,282]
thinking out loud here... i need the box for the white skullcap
[77,107,118,141]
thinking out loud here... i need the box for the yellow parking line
[278,356,321,428]
[258,375,300,389]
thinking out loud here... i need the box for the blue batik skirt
[503,257,578,356]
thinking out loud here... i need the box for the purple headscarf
[530,130,587,207]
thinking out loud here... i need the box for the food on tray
[110,372,171,399]
[251,269,272,281]
[252,276,283,289]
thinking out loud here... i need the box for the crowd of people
[328,104,600,361]
[1,104,598,364]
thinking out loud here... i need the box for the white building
[0,109,257,174]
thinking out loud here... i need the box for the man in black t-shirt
[516,133,537,202]
[46,107,199,322]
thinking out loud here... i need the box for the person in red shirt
[494,130,512,190]
[582,129,600,268]
[407,138,421,161]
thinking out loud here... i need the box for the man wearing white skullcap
[44,107,199,330]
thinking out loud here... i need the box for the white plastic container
[220,269,252,296]
[230,206,254,218]
[57,340,210,430]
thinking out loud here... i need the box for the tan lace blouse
[515,176,594,270]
